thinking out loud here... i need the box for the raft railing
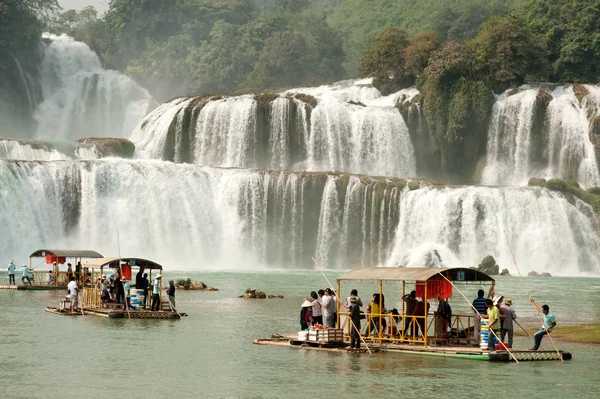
[339,311,429,345]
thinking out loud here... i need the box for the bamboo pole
[503,231,563,361]
[311,257,372,355]
[437,272,520,364]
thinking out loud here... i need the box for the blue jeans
[533,328,549,350]
[326,314,336,328]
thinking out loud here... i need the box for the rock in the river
[239,288,283,299]
[175,278,218,291]
[540,272,552,277]
[499,268,511,276]
[528,271,540,276]
[478,255,499,275]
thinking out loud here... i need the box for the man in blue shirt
[472,289,488,344]
[7,260,16,285]
[530,301,557,350]
[21,264,32,286]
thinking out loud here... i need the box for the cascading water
[387,185,600,275]
[2,159,599,275]
[482,85,600,188]
[34,34,153,141]
[131,80,417,178]
[0,160,404,270]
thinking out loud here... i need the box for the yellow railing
[339,312,429,344]
[29,271,90,286]
[82,287,101,309]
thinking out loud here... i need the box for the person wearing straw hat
[500,298,517,348]
[7,260,16,285]
[300,299,313,330]
[151,273,162,311]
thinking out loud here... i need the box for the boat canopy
[29,249,104,258]
[84,257,163,270]
[337,267,494,283]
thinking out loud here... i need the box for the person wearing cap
[7,260,16,285]
[21,263,32,286]
[530,300,556,350]
[151,273,162,311]
[300,299,313,330]
[500,298,517,348]
[348,296,362,349]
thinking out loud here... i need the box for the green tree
[358,27,409,93]
[524,0,600,82]
[474,15,550,91]
[404,32,441,80]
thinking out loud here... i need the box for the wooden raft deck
[256,333,571,361]
[81,307,186,319]
[46,307,82,316]
[1,284,67,291]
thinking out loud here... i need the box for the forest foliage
[3,0,600,102]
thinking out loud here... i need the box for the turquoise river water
[1,272,599,398]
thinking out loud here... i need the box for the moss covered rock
[76,138,135,158]
[572,84,589,103]
[407,181,420,190]
[546,179,568,192]
[499,268,511,276]
[294,93,318,108]
[528,177,547,187]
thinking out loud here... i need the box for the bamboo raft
[1,284,66,290]
[46,307,82,316]
[255,333,571,361]
[81,307,186,319]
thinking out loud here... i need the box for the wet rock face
[76,138,135,158]
[478,255,499,275]
[528,177,547,187]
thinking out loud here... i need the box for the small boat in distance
[46,257,184,319]
[1,249,103,290]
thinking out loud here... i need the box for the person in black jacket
[349,296,362,349]
[167,280,176,309]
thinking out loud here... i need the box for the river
[1,272,598,398]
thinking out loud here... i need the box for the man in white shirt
[67,276,78,311]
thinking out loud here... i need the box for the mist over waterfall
[388,186,600,275]
[132,80,417,178]
[482,85,600,188]
[33,34,153,141]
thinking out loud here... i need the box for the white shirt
[67,280,78,297]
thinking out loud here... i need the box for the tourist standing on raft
[67,275,78,311]
[167,280,176,309]
[7,260,16,285]
[500,298,517,348]
[402,290,417,338]
[300,300,313,330]
[322,288,336,328]
[21,264,32,286]
[151,274,162,311]
[530,301,556,351]
[485,298,500,351]
[349,296,362,349]
[310,291,322,325]
[472,290,487,344]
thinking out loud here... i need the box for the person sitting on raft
[530,300,556,351]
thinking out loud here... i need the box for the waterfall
[0,139,70,161]
[34,34,153,141]
[0,160,404,270]
[131,80,416,178]
[2,158,598,275]
[387,185,600,275]
[482,85,600,188]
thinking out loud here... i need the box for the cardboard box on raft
[308,328,344,343]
